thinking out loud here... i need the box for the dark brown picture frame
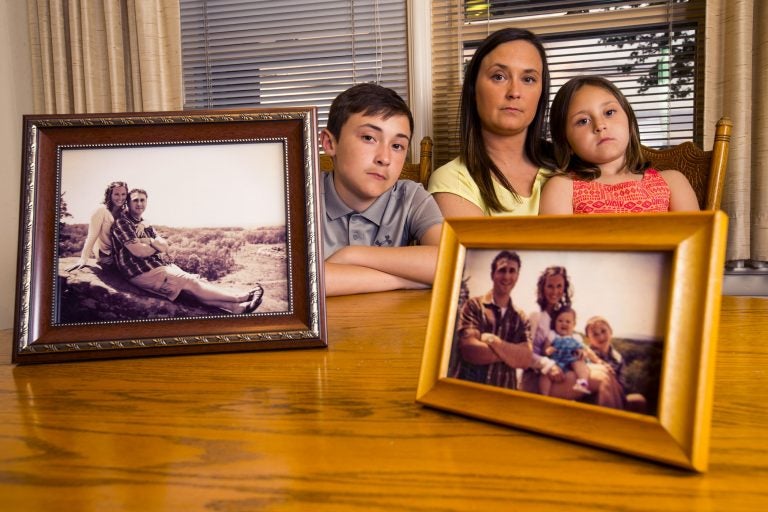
[13,108,326,364]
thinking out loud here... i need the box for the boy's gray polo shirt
[321,171,443,259]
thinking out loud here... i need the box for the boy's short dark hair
[326,83,414,140]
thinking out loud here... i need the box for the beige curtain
[27,0,182,114]
[706,0,768,266]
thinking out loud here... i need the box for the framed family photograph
[416,212,728,472]
[13,108,327,364]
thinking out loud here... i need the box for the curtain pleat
[27,0,182,114]
[706,0,768,265]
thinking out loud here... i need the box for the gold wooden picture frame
[416,212,728,471]
[13,108,327,364]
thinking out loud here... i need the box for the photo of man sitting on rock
[110,188,264,316]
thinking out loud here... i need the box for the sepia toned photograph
[57,142,288,324]
[13,109,327,364]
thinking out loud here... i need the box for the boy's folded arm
[324,262,427,296]
[325,223,441,285]
[326,244,438,285]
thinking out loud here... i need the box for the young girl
[539,306,602,397]
[585,316,648,413]
[539,76,700,214]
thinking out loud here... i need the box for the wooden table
[1,291,767,511]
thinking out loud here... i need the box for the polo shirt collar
[323,171,395,226]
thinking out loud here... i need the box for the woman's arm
[432,192,485,218]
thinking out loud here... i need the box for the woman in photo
[522,266,625,409]
[67,180,129,271]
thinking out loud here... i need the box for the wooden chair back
[320,136,433,187]
[639,116,732,210]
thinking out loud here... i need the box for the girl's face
[543,273,565,308]
[111,186,128,207]
[554,311,576,337]
[587,321,613,347]
[564,84,630,174]
[475,40,543,138]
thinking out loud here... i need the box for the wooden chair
[319,136,433,187]
[640,116,732,210]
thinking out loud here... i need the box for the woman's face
[111,186,128,207]
[474,40,543,138]
[543,273,565,308]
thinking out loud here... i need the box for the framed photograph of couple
[13,108,327,364]
[416,212,728,472]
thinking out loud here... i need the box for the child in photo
[539,306,602,396]
[539,75,700,214]
[320,83,444,295]
[585,315,649,413]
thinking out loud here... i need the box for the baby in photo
[539,306,602,397]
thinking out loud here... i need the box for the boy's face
[554,311,576,337]
[322,112,411,212]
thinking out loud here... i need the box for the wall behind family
[0,2,33,331]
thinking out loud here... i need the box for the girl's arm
[660,170,700,211]
[582,344,603,365]
[538,176,575,215]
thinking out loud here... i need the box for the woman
[67,181,128,271]
[522,266,625,409]
[428,28,554,217]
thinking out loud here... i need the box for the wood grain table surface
[1,291,766,511]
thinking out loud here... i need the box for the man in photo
[320,83,443,295]
[455,250,533,389]
[111,188,263,314]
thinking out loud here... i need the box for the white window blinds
[181,0,408,129]
[432,0,705,167]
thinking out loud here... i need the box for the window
[432,0,705,167]
[180,0,408,129]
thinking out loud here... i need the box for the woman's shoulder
[428,157,481,197]
[89,204,110,218]
[430,157,469,182]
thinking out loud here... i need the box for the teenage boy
[320,83,443,295]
